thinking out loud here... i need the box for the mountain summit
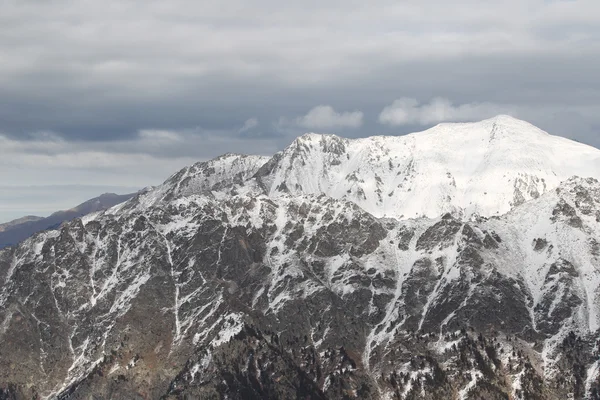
[129,115,600,222]
[250,115,600,219]
[1,117,600,399]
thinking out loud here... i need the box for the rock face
[1,116,600,400]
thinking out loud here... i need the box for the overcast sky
[1,0,599,222]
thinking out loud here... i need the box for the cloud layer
[0,127,279,199]
[1,0,599,139]
[1,0,600,220]
[239,118,259,133]
[379,98,516,126]
[297,106,363,129]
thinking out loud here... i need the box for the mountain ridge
[0,216,44,232]
[131,115,600,221]
[0,192,137,249]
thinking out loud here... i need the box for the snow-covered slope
[253,115,600,219]
[493,178,600,333]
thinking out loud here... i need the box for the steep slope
[0,193,137,249]
[1,117,600,400]
[253,115,600,219]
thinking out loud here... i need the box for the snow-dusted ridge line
[108,115,600,223]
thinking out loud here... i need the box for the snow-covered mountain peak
[483,114,552,143]
[418,114,549,144]
[294,132,344,142]
[288,132,349,155]
[252,118,600,219]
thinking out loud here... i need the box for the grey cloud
[1,0,600,219]
[238,118,259,133]
[0,127,281,187]
[0,1,598,137]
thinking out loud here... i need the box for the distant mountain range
[0,215,44,232]
[0,192,136,249]
[2,116,600,399]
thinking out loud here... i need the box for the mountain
[249,115,600,219]
[0,192,137,249]
[0,216,44,232]
[1,116,600,400]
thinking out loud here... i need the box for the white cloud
[0,132,196,185]
[0,128,278,183]
[137,129,183,142]
[292,105,364,130]
[378,97,516,126]
[238,117,259,133]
